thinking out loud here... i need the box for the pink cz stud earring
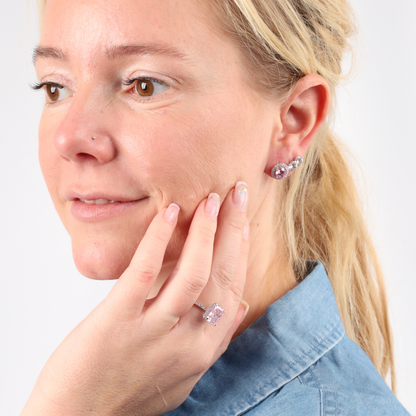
[271,156,303,180]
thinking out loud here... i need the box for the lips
[65,190,145,204]
[70,197,148,221]
[65,191,148,221]
[79,198,117,205]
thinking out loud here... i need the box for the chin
[73,247,132,280]
[75,262,128,281]
[71,227,186,281]
[71,236,138,280]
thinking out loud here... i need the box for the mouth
[78,198,120,205]
[71,197,148,221]
[66,190,146,203]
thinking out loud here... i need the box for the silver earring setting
[271,156,303,180]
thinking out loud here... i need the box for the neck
[232,181,297,339]
[149,180,297,338]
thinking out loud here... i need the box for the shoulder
[165,262,410,416]
[245,335,410,416]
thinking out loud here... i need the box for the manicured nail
[243,219,250,241]
[233,181,248,212]
[240,300,250,320]
[164,203,180,224]
[205,193,220,219]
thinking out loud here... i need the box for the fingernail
[233,181,248,212]
[240,300,250,320]
[205,193,220,219]
[243,219,250,241]
[164,203,180,224]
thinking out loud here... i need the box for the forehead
[39,0,227,67]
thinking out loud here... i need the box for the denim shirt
[166,261,410,415]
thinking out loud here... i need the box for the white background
[1,0,415,414]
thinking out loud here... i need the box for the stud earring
[271,156,303,180]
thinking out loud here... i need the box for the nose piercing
[92,136,96,140]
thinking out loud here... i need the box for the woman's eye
[44,84,72,103]
[133,78,169,98]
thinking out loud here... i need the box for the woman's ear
[265,74,330,176]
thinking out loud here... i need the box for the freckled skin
[37,0,279,283]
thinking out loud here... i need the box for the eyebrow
[32,43,189,65]
[32,46,66,65]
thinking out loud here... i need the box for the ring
[194,301,225,326]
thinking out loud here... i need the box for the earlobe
[265,74,330,178]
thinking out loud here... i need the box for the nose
[53,93,117,165]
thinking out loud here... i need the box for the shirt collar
[178,261,345,415]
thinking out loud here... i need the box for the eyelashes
[30,76,170,104]
[122,76,170,98]
[30,81,60,90]
[30,81,72,103]
[122,75,167,88]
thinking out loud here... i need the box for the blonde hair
[211,0,395,392]
[37,0,395,392]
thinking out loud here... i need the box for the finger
[213,300,250,361]
[106,203,180,317]
[151,193,220,320]
[208,223,250,339]
[183,215,249,332]
[196,182,248,311]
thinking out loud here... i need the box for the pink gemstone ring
[194,302,225,326]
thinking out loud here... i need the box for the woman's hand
[21,182,250,416]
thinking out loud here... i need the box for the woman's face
[36,0,279,279]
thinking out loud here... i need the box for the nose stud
[92,136,96,140]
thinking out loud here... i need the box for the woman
[21,0,410,414]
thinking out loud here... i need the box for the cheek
[71,213,187,280]
[38,112,65,212]
[37,88,270,281]
[123,96,262,207]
